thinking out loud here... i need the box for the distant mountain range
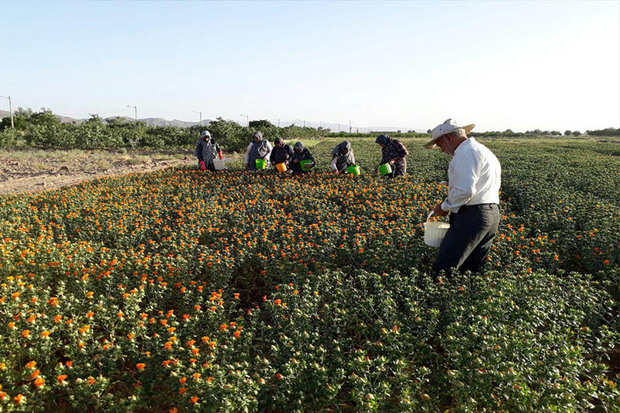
[0,110,211,128]
[0,110,424,132]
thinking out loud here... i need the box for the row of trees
[0,109,329,152]
[1,108,618,151]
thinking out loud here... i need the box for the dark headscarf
[375,134,390,146]
[332,141,352,157]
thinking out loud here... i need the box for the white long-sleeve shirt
[441,138,501,214]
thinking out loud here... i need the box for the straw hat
[424,119,475,149]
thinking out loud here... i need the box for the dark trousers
[387,159,407,178]
[432,203,500,276]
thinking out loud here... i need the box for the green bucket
[346,165,360,176]
[378,163,392,176]
[300,160,314,171]
[255,159,267,169]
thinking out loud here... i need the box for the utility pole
[240,114,249,127]
[349,120,352,134]
[0,95,14,128]
[127,105,137,121]
[193,111,203,124]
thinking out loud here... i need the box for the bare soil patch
[0,148,194,195]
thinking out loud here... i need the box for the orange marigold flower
[190,396,199,404]
[136,363,146,371]
[220,324,228,331]
[41,331,51,338]
[25,361,36,369]
[57,374,68,383]
[233,331,241,339]
[178,387,187,395]
[21,330,30,338]
[14,394,24,404]
[34,378,45,387]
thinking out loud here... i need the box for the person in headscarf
[270,138,294,168]
[290,141,316,175]
[194,130,222,171]
[330,141,356,174]
[375,134,409,178]
[245,131,272,171]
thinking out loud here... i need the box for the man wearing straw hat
[425,119,502,276]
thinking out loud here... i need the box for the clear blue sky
[1,0,618,132]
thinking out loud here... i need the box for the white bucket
[423,212,450,247]
[213,159,225,171]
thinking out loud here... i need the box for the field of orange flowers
[0,138,618,412]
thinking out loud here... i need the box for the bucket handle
[426,211,434,223]
[425,210,449,225]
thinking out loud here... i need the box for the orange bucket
[276,162,287,173]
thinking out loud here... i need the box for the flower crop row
[0,138,617,411]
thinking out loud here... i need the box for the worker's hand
[389,159,396,165]
[293,159,299,163]
[199,161,206,171]
[433,202,449,217]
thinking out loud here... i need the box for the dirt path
[0,149,193,195]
